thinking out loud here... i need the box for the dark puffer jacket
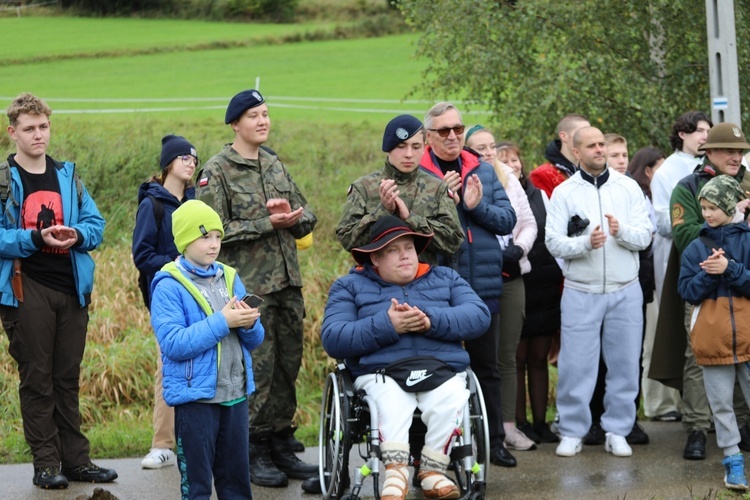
[321,263,490,377]
[419,147,516,300]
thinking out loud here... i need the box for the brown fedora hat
[351,215,433,266]
[698,122,750,151]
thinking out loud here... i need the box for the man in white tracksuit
[545,126,652,458]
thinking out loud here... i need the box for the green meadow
[0,15,500,463]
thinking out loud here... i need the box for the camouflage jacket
[196,145,316,294]
[336,160,464,265]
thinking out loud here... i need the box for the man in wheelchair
[321,215,491,500]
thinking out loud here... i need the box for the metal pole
[705,0,741,126]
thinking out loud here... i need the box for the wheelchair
[318,362,489,500]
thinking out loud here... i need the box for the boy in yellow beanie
[150,199,265,499]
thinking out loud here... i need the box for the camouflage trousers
[248,286,305,434]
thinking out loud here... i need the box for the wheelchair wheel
[319,371,351,499]
[451,370,489,499]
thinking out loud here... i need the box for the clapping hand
[700,248,728,275]
[388,298,431,333]
[41,225,78,249]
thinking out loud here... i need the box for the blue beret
[382,115,423,152]
[225,89,266,124]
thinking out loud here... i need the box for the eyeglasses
[427,125,465,138]
[180,155,199,167]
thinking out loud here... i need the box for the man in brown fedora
[657,122,750,461]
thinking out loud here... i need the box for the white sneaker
[141,448,176,469]
[555,436,582,457]
[504,423,537,451]
[605,432,633,457]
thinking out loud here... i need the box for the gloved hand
[503,243,524,264]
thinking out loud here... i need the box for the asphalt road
[0,420,734,499]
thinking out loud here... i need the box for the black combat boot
[249,432,288,487]
[286,425,305,452]
[270,428,318,479]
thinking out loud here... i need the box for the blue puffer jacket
[132,181,195,308]
[0,157,105,307]
[420,147,516,300]
[321,263,490,377]
[150,258,265,406]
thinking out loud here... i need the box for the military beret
[225,89,266,124]
[382,115,423,152]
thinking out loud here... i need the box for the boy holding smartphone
[150,199,265,499]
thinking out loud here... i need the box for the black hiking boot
[271,428,318,479]
[250,432,288,487]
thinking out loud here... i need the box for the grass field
[0,15,513,464]
[0,17,337,63]
[0,17,490,122]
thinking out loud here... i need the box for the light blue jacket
[150,258,265,406]
[0,158,105,307]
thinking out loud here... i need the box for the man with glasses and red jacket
[419,102,518,467]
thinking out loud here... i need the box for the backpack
[0,160,84,225]
[136,194,165,309]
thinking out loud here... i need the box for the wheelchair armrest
[335,362,357,399]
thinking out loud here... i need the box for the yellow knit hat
[172,200,225,253]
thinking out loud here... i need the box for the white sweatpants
[557,282,643,437]
[354,372,468,454]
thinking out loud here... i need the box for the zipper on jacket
[595,177,606,293]
[729,293,739,363]
[185,359,193,387]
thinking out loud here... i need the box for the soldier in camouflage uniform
[337,114,464,265]
[196,89,317,488]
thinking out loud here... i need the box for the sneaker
[605,432,632,457]
[141,448,176,469]
[625,422,650,445]
[62,462,118,483]
[549,413,560,435]
[723,453,749,491]
[33,466,68,489]
[504,423,537,451]
[651,410,682,422]
[583,422,605,445]
[555,436,582,457]
[683,430,707,460]
[517,422,541,444]
[533,422,560,443]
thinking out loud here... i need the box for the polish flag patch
[198,177,209,187]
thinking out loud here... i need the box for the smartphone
[241,293,264,308]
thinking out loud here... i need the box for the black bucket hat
[351,215,433,265]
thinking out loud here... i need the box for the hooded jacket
[0,156,104,307]
[528,139,578,198]
[321,263,490,378]
[150,258,265,406]
[678,223,750,366]
[419,147,516,300]
[545,168,652,293]
[132,181,195,308]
